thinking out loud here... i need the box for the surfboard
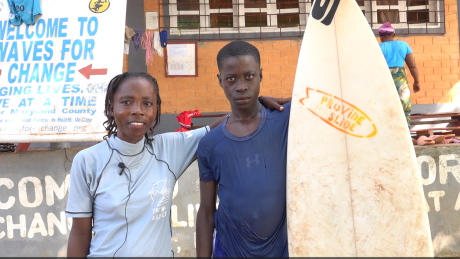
[286,0,433,256]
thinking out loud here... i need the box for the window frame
[161,0,445,40]
[357,0,444,34]
[166,0,309,35]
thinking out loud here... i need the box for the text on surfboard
[299,87,377,138]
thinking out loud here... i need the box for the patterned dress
[390,67,411,126]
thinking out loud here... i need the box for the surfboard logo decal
[312,0,341,25]
[299,87,377,138]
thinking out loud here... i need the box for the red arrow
[78,64,107,79]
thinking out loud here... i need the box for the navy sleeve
[271,101,291,123]
[197,141,215,182]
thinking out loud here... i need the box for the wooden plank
[411,113,460,120]
[411,127,460,132]
[421,112,460,116]
[411,119,458,125]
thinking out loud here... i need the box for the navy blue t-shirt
[198,102,291,257]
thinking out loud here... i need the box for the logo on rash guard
[246,154,260,168]
[149,178,171,220]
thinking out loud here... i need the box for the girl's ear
[109,104,114,116]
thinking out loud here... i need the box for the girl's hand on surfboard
[413,82,420,93]
[259,96,292,111]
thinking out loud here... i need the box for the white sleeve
[153,126,209,178]
[65,152,94,218]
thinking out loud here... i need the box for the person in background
[379,22,420,128]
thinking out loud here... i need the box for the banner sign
[0,0,126,142]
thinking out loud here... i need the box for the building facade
[121,0,460,125]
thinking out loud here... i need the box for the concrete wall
[126,0,147,74]
[416,144,460,256]
[0,148,77,256]
[0,147,200,256]
[2,144,460,256]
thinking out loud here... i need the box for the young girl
[66,72,286,257]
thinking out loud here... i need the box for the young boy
[196,41,291,257]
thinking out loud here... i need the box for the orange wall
[391,0,460,104]
[144,0,460,114]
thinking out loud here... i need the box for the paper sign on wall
[168,62,188,75]
[146,12,158,30]
[168,44,188,57]
[165,42,197,77]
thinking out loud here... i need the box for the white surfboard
[286,0,433,256]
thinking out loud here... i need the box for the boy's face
[218,55,262,110]
[111,77,158,144]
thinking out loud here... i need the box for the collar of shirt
[110,135,146,155]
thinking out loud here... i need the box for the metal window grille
[159,0,445,41]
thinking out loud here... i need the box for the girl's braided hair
[103,72,161,144]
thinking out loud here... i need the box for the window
[165,0,308,39]
[177,0,199,10]
[162,0,444,40]
[210,13,233,27]
[407,9,429,23]
[377,9,400,23]
[178,15,200,29]
[356,0,444,34]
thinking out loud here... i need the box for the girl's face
[111,77,158,144]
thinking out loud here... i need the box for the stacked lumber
[410,112,460,137]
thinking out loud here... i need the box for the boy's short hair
[217,41,261,71]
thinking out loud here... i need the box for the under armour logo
[246,154,260,168]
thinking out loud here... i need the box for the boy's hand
[259,96,291,111]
